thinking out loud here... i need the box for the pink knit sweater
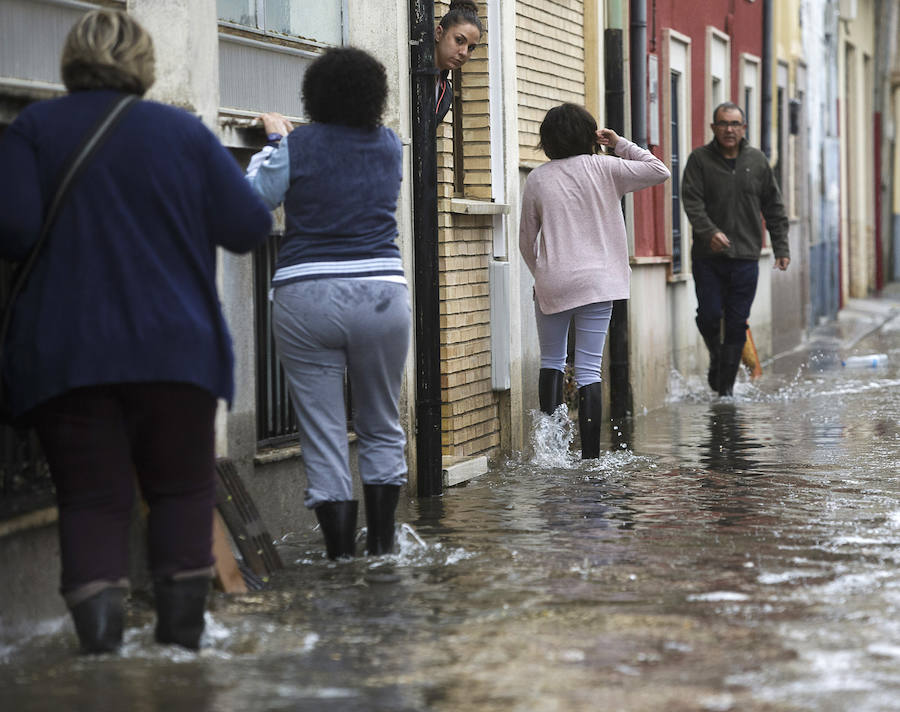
[518,138,670,314]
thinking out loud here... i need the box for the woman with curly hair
[434,0,483,122]
[247,48,409,561]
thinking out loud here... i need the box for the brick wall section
[434,1,500,457]
[516,0,586,164]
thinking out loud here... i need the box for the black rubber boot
[154,576,209,650]
[538,368,565,415]
[314,500,358,560]
[701,332,721,392]
[363,484,401,556]
[70,587,125,654]
[577,382,603,459]
[718,343,745,397]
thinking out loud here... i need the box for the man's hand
[260,112,293,137]
[710,231,731,252]
[775,257,790,271]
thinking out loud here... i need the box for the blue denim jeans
[692,257,758,346]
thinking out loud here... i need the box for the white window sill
[449,199,510,215]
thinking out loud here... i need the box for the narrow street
[2,292,899,711]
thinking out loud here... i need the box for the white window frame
[791,61,808,222]
[740,52,761,147]
[488,0,506,258]
[664,29,692,278]
[776,60,790,215]
[705,27,731,142]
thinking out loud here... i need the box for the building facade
[1,0,898,634]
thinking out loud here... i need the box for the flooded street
[2,297,899,712]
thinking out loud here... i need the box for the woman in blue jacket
[247,48,410,561]
[0,10,272,653]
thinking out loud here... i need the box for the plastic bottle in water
[841,353,888,368]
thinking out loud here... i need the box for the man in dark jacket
[681,102,790,396]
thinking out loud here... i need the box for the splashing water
[397,522,426,548]
[358,522,475,570]
[528,406,577,468]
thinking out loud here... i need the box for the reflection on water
[1,342,899,711]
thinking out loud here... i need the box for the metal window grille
[253,233,298,447]
[0,262,52,516]
[252,234,354,448]
[0,427,52,518]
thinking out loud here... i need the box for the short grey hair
[712,102,746,124]
[61,9,155,95]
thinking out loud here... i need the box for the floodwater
[2,300,900,711]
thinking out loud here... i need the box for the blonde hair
[61,9,155,95]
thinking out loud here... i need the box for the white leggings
[535,300,613,388]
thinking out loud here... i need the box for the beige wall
[436,1,502,457]
[516,0,586,164]
[839,0,877,299]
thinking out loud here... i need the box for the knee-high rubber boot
[70,586,125,654]
[577,382,603,459]
[154,576,210,650]
[539,368,565,415]
[718,343,745,397]
[314,500,358,560]
[363,484,401,556]
[701,332,721,392]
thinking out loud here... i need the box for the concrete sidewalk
[768,283,900,373]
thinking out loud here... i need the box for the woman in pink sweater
[519,103,669,458]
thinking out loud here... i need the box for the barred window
[0,256,52,517]
[253,233,297,446]
[252,234,352,447]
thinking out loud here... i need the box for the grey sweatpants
[272,279,411,508]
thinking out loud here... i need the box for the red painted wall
[632,0,764,258]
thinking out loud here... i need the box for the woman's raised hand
[596,128,621,147]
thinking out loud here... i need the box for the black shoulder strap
[0,93,138,348]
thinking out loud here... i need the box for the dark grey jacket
[681,138,790,261]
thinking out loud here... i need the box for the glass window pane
[218,0,256,27]
[264,0,342,45]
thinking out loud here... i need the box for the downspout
[605,2,631,423]
[760,0,773,157]
[605,3,625,134]
[629,0,648,149]
[894,82,900,282]
[876,0,900,287]
[409,0,443,497]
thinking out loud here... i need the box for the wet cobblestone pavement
[2,294,899,711]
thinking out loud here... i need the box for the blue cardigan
[0,90,272,417]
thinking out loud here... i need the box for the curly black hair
[538,103,598,160]
[302,47,388,130]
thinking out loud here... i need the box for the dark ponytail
[439,0,483,36]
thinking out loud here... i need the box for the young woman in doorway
[434,0,483,122]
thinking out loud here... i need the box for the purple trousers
[31,383,217,597]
